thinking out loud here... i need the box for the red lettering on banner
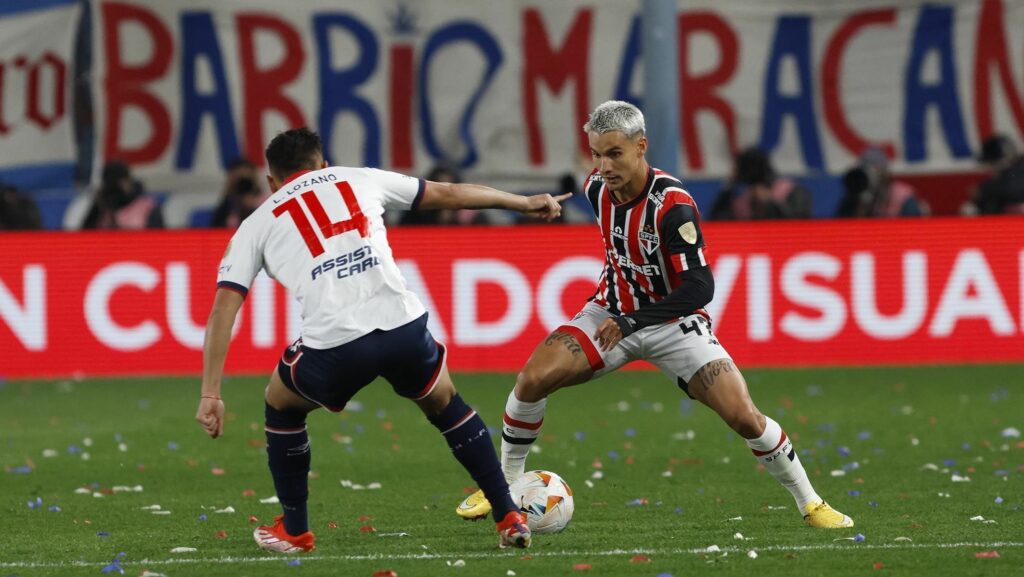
[973,0,1024,140]
[237,14,306,165]
[25,52,66,130]
[678,12,739,171]
[522,8,592,165]
[389,44,414,169]
[102,2,172,164]
[822,9,897,158]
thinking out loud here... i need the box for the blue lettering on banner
[614,15,642,108]
[760,15,824,171]
[419,21,502,168]
[314,13,380,166]
[177,11,240,169]
[903,5,970,163]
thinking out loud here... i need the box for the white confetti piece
[970,515,986,522]
[951,474,971,482]
[74,487,91,495]
[376,532,409,537]
[830,470,846,477]
[214,506,235,514]
[42,449,58,458]
[747,550,758,559]
[340,480,352,487]
[140,504,162,510]
[728,516,743,521]
[118,443,128,452]
[83,437,93,447]
[259,495,279,504]
[152,510,171,515]
[983,519,997,524]
[617,401,631,411]
[170,547,197,553]
[911,437,920,446]
[894,537,912,542]
[937,492,951,498]
[452,559,466,567]
[81,453,91,461]
[591,471,604,479]
[734,532,744,540]
[112,485,143,493]
[767,505,788,510]
[507,571,516,576]
[661,471,673,477]
[1001,427,1020,438]
[92,492,103,498]
[584,480,594,488]
[921,463,939,471]
[705,544,721,553]
[140,571,169,577]
[529,445,542,454]
[671,430,696,441]
[368,482,382,490]
[351,484,365,490]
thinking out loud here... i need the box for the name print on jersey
[310,245,380,281]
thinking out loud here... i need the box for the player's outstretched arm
[419,181,572,222]
[196,288,244,439]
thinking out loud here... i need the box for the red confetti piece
[215,530,227,538]
[328,521,339,529]
[372,571,397,577]
[242,489,256,497]
[591,459,603,469]
[360,525,376,533]
[520,555,533,560]
[573,564,592,571]
[462,487,477,495]
[247,439,265,448]
[211,468,225,475]
[137,464,146,472]
[248,515,258,524]
[625,456,635,465]
[358,515,373,521]
[382,422,394,431]
[975,551,1000,558]
[873,562,884,569]
[630,555,650,563]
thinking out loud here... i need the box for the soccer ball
[509,470,574,534]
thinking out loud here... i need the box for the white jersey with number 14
[217,166,427,349]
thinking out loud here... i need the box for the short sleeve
[366,168,425,210]
[216,218,264,297]
[660,203,707,273]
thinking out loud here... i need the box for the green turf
[2,365,1022,576]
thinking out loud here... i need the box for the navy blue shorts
[277,314,446,412]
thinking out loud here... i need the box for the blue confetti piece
[674,507,683,514]
[854,533,865,542]
[624,428,636,438]
[117,553,126,559]
[943,459,956,467]
[354,424,365,434]
[995,496,1004,504]
[27,497,43,509]
[97,532,111,537]
[167,442,179,451]
[607,450,620,460]
[138,399,151,410]
[857,431,872,440]
[100,563,124,574]
[375,409,387,419]
[817,423,836,433]
[198,514,207,521]
[657,573,674,577]
[574,431,586,441]
[67,445,81,455]
[961,443,971,451]
[868,501,879,508]
[626,498,646,506]
[848,490,861,497]
[113,433,123,443]
[48,505,61,512]
[806,384,822,396]
[995,469,1009,476]
[838,446,851,457]
[287,559,301,566]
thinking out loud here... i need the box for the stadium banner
[89,0,1024,193]
[1,217,1022,379]
[0,0,81,189]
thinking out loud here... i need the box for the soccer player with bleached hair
[457,101,854,530]
[195,127,571,553]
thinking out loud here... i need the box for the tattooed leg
[687,359,765,439]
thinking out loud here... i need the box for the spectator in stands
[836,147,928,218]
[710,146,811,220]
[962,134,1024,215]
[0,183,42,230]
[210,158,268,228]
[81,161,164,229]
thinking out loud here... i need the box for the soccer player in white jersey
[456,101,854,529]
[195,127,570,552]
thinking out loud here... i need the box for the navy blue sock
[428,394,517,522]
[265,403,311,536]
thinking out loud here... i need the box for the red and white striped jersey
[583,167,709,317]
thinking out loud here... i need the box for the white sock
[745,416,820,513]
[500,391,546,484]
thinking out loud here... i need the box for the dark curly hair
[265,127,323,180]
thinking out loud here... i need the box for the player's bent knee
[723,408,764,439]
[515,365,568,402]
[265,403,307,430]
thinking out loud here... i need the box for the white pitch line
[1,541,1021,569]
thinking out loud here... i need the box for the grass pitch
[2,365,1022,576]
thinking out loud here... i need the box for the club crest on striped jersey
[678,222,697,244]
[639,224,660,253]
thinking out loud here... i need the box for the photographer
[210,158,267,228]
[836,147,928,218]
[81,161,164,229]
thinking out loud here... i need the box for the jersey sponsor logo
[639,224,660,254]
[310,245,380,280]
[588,173,604,183]
[611,250,661,276]
[678,222,697,244]
[610,225,628,242]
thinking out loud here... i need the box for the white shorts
[557,302,732,397]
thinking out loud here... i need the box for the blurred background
[1,0,1022,378]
